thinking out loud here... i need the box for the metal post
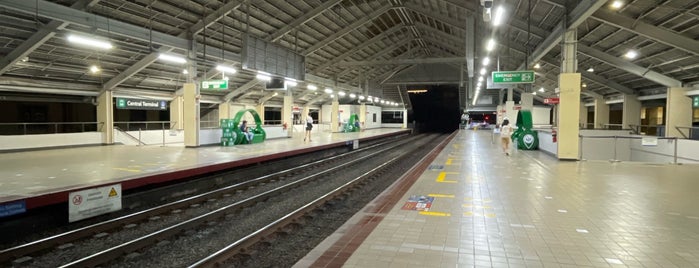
[578,135,583,160]
[162,122,166,147]
[138,128,142,146]
[23,124,26,135]
[612,136,618,162]
[673,137,678,164]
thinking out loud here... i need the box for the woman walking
[500,119,513,156]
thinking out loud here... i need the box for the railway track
[1,133,443,267]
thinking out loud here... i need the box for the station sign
[69,184,122,222]
[544,98,560,104]
[116,98,167,110]
[513,105,522,110]
[0,200,26,218]
[202,79,229,90]
[492,70,535,84]
[693,96,699,108]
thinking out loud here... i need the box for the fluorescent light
[492,6,505,26]
[256,71,271,81]
[285,79,298,87]
[216,65,237,74]
[624,50,638,59]
[582,83,587,88]
[380,100,386,104]
[67,34,113,50]
[482,57,490,66]
[307,84,318,90]
[359,95,365,100]
[539,87,545,92]
[182,69,188,74]
[329,94,334,98]
[338,91,346,97]
[534,63,541,69]
[486,38,496,51]
[273,92,278,96]
[480,68,486,75]
[587,67,594,72]
[89,65,100,74]
[324,88,333,94]
[374,97,380,102]
[158,53,187,64]
[478,76,484,82]
[349,93,357,98]
[611,0,623,9]
[532,92,537,95]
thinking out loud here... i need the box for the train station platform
[297,129,699,268]
[0,128,410,212]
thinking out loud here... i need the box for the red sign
[513,105,522,110]
[544,98,560,104]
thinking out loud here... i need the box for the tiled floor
[298,130,699,268]
[0,128,407,204]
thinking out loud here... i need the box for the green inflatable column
[231,109,267,145]
[512,110,539,150]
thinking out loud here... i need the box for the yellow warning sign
[109,187,118,197]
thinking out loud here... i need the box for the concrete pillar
[218,101,230,122]
[521,93,534,111]
[183,83,199,147]
[96,90,113,144]
[504,101,517,123]
[622,94,641,130]
[402,109,408,128]
[594,97,609,129]
[496,104,504,125]
[331,99,340,132]
[507,88,513,101]
[666,87,692,137]
[557,73,581,160]
[579,103,588,129]
[256,104,265,123]
[282,95,293,134]
[359,103,367,128]
[171,96,184,130]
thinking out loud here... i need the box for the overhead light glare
[478,76,484,82]
[215,65,237,74]
[256,71,272,81]
[611,0,624,9]
[307,84,317,90]
[158,53,187,64]
[582,83,587,88]
[539,87,545,92]
[67,34,113,50]
[359,95,366,100]
[182,69,188,74]
[407,89,427,93]
[482,57,490,66]
[492,6,505,26]
[285,79,298,87]
[479,68,487,75]
[587,67,594,72]
[324,88,333,94]
[89,65,100,74]
[338,91,346,97]
[533,92,537,95]
[486,38,496,51]
[624,50,638,59]
[349,93,357,98]
[534,63,541,69]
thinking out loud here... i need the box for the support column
[557,73,581,160]
[521,93,534,111]
[171,96,184,130]
[402,108,408,128]
[666,87,692,137]
[218,101,230,121]
[183,83,199,147]
[359,103,367,129]
[593,97,609,129]
[282,95,293,136]
[505,100,516,122]
[622,94,641,130]
[330,99,340,132]
[256,104,265,123]
[579,103,588,129]
[96,90,113,144]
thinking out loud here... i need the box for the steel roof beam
[336,57,466,66]
[305,94,329,106]
[518,0,607,70]
[312,26,406,72]
[223,79,260,102]
[257,92,278,104]
[535,55,635,95]
[302,4,393,56]
[189,0,245,36]
[335,39,414,78]
[577,44,682,87]
[591,9,699,57]
[266,0,343,42]
[0,0,100,75]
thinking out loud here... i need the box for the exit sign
[202,79,228,90]
[544,98,560,104]
[492,71,535,84]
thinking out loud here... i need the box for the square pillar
[666,87,692,137]
[218,101,230,123]
[96,90,114,144]
[183,83,199,147]
[622,94,641,130]
[504,101,517,122]
[557,73,581,160]
[359,103,367,128]
[330,100,340,132]
[520,93,534,111]
[282,95,293,135]
[256,104,265,123]
[593,97,609,129]
[579,103,588,129]
[171,96,184,130]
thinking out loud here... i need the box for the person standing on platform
[304,114,313,142]
[500,119,513,156]
[240,120,254,144]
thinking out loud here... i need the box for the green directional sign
[693,96,699,108]
[115,98,167,110]
[492,70,535,84]
[201,79,229,90]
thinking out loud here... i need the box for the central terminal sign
[492,70,535,84]
[116,98,167,110]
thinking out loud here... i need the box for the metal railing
[602,123,624,130]
[579,135,680,164]
[0,122,103,135]
[113,121,175,131]
[674,126,699,139]
[628,124,663,136]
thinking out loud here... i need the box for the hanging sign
[693,96,699,108]
[492,70,535,84]
[544,98,560,104]
[116,98,167,110]
[201,79,229,90]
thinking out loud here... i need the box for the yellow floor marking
[462,204,492,209]
[436,172,458,183]
[428,194,455,198]
[113,167,141,172]
[445,158,452,165]
[419,211,451,217]
[463,212,496,218]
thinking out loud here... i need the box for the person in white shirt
[500,119,513,156]
[304,114,313,142]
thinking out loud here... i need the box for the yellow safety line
[462,204,492,209]
[419,211,451,217]
[445,158,452,165]
[436,172,457,183]
[428,194,455,198]
[113,167,141,172]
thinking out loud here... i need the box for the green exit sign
[694,96,699,108]
[202,79,228,90]
[492,70,535,84]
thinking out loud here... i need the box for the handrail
[0,122,102,135]
[114,126,146,146]
[578,134,680,164]
[113,121,174,131]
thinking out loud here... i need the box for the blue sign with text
[0,200,26,217]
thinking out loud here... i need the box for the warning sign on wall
[69,184,122,222]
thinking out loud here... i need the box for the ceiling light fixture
[582,83,587,88]
[359,95,366,100]
[482,57,490,66]
[89,65,100,74]
[486,38,496,51]
[215,65,237,74]
[307,84,317,90]
[587,67,594,72]
[492,6,505,26]
[533,63,540,69]
[338,91,346,97]
[67,34,113,50]
[349,93,357,98]
[539,87,545,92]
[624,50,638,59]
[182,69,188,74]
[478,76,484,82]
[611,0,624,9]
[285,79,298,87]
[479,68,487,75]
[324,88,333,94]
[158,53,187,64]
[256,71,272,81]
